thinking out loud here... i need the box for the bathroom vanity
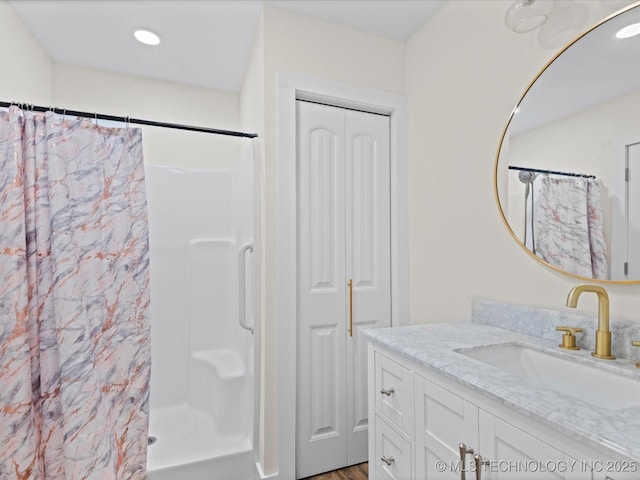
[366,299,640,480]
[386,5,640,479]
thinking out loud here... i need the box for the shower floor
[146,403,252,471]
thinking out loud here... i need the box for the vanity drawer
[375,351,412,435]
[374,415,412,480]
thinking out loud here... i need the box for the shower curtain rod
[508,165,595,179]
[0,101,258,138]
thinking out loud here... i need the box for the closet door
[612,140,640,279]
[296,101,391,478]
[627,143,640,279]
[297,102,348,478]
[344,108,391,466]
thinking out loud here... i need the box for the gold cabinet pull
[348,279,353,337]
[633,341,640,368]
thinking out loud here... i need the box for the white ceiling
[11,0,640,133]
[511,3,640,135]
[8,0,447,93]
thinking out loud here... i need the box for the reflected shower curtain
[0,107,150,479]
[535,175,608,279]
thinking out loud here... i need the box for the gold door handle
[348,279,353,337]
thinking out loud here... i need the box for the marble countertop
[366,322,640,461]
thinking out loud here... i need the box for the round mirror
[495,3,640,283]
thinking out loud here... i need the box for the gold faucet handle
[556,326,584,350]
[632,341,640,368]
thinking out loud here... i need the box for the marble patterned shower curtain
[535,175,608,279]
[0,107,150,479]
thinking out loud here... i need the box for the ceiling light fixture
[616,23,640,39]
[134,29,161,46]
[505,0,555,33]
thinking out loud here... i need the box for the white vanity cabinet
[374,415,412,480]
[591,467,640,480]
[375,351,413,436]
[413,373,584,480]
[477,411,585,480]
[370,349,413,479]
[368,344,632,480]
[414,375,478,479]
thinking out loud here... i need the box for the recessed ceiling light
[616,23,640,39]
[134,29,161,46]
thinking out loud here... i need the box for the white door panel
[612,140,640,279]
[297,103,347,478]
[345,109,391,467]
[297,101,391,478]
[627,143,640,279]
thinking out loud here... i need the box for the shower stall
[144,150,258,480]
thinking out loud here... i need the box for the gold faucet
[566,284,615,360]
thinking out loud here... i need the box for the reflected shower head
[518,170,537,184]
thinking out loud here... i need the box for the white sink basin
[457,343,640,410]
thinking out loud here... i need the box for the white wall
[405,0,640,329]
[505,88,640,272]
[507,89,640,181]
[53,64,243,170]
[0,1,52,104]
[0,0,244,171]
[259,6,405,476]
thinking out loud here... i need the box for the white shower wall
[145,159,254,409]
[144,152,257,479]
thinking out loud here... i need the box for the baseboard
[256,462,279,480]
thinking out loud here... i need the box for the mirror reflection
[497,4,640,282]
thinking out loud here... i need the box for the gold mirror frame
[494,2,640,285]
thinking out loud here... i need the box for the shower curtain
[535,175,608,279]
[0,107,150,479]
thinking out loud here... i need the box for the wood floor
[302,463,368,480]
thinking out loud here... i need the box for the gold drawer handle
[380,387,395,396]
[633,341,640,368]
[381,456,395,466]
